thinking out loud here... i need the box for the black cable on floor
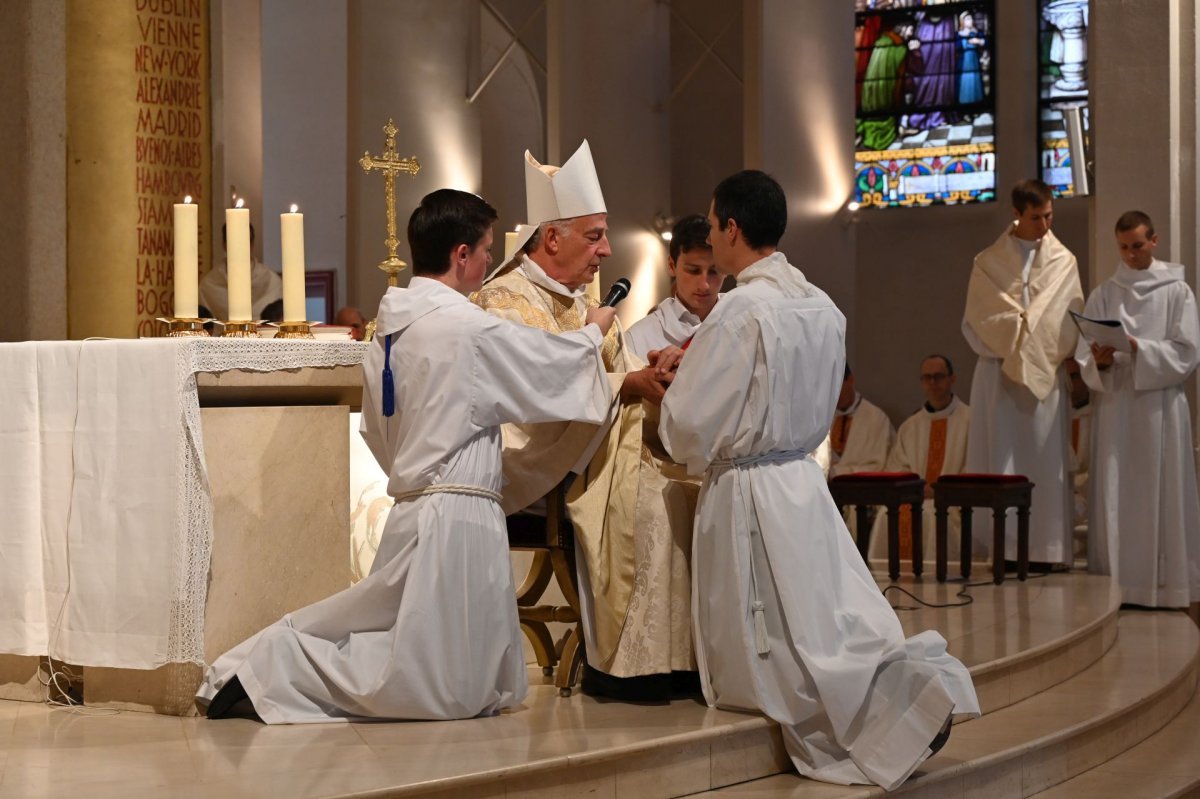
[883,568,1053,611]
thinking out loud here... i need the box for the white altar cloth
[0,338,367,670]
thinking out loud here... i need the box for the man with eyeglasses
[869,355,971,563]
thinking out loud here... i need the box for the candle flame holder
[157,317,212,337]
[220,321,261,338]
[274,321,315,339]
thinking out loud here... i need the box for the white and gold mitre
[497,140,606,276]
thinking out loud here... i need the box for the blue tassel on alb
[381,333,395,417]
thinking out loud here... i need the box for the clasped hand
[619,345,685,406]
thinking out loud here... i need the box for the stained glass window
[1039,1,1090,197]
[854,0,996,209]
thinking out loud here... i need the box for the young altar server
[962,179,1083,569]
[659,170,979,790]
[196,189,616,722]
[1076,210,1200,608]
[626,213,722,361]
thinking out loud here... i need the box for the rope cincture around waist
[708,448,808,472]
[393,483,503,503]
[711,449,808,657]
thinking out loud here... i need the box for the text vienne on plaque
[133,0,206,336]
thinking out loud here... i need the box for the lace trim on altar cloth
[169,339,369,665]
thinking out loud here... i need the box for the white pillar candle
[281,205,306,323]
[503,231,518,262]
[173,197,198,318]
[225,204,252,321]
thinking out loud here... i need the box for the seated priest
[828,364,894,478]
[626,213,722,361]
[199,222,283,321]
[195,188,616,723]
[829,363,895,537]
[472,141,697,700]
[868,354,972,563]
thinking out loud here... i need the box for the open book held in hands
[1069,310,1132,353]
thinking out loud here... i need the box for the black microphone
[600,278,631,308]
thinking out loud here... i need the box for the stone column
[346,0,482,309]
[744,0,856,355]
[1091,0,1195,287]
[66,0,212,339]
[0,0,68,342]
[546,0,670,320]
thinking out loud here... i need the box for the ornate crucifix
[359,119,421,287]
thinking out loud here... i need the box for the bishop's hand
[585,306,616,336]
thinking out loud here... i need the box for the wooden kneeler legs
[507,483,585,697]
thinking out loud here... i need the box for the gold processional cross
[359,118,420,341]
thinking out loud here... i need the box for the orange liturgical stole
[898,418,948,558]
[831,414,853,457]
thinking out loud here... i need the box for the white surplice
[626,296,704,361]
[660,252,979,790]
[198,260,284,320]
[1076,261,1200,607]
[828,394,894,478]
[962,229,1082,564]
[868,396,970,562]
[829,393,894,539]
[196,278,613,723]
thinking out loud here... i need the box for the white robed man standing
[869,354,971,562]
[1076,210,1200,608]
[626,213,722,360]
[962,178,1083,569]
[196,189,616,722]
[660,170,979,790]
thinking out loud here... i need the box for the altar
[0,338,369,715]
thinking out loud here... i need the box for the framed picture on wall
[305,270,336,323]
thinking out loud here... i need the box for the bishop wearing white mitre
[473,141,695,698]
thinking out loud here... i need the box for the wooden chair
[828,472,926,580]
[932,474,1034,584]
[506,482,585,697]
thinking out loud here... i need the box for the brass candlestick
[158,317,212,337]
[275,321,315,339]
[220,321,260,338]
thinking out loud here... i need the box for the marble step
[692,611,1199,799]
[0,575,1125,799]
[1028,680,1200,799]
